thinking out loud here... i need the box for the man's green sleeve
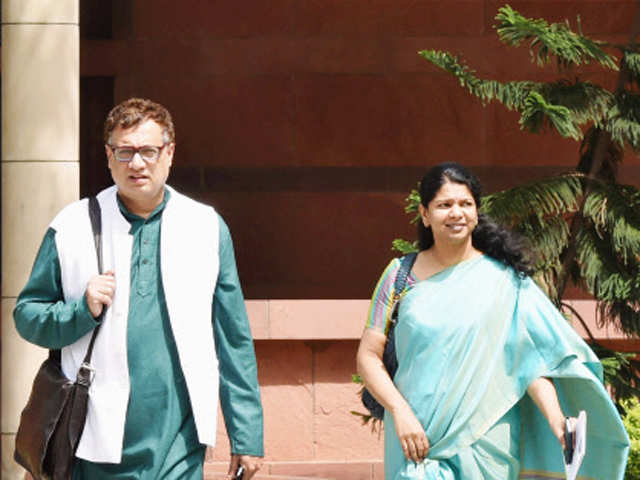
[14,227,98,349]
[213,216,264,457]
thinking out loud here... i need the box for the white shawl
[50,185,220,463]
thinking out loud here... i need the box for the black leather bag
[361,252,417,420]
[14,196,104,480]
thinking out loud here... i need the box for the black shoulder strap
[389,252,418,323]
[394,252,417,295]
[82,196,104,365]
[88,196,103,275]
[51,196,104,368]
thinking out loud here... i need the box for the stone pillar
[1,1,79,478]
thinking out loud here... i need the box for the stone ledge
[246,300,368,340]
[205,460,383,480]
[246,299,634,343]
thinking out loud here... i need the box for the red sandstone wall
[78,2,639,477]
[81,0,639,300]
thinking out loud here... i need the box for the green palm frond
[402,4,640,404]
[520,215,571,263]
[606,92,640,150]
[583,184,640,263]
[418,50,536,110]
[392,189,421,254]
[404,189,421,220]
[523,216,571,302]
[601,300,640,336]
[520,91,582,139]
[420,51,614,140]
[576,226,635,302]
[624,51,640,77]
[541,81,613,127]
[592,345,640,399]
[391,238,418,255]
[495,5,618,70]
[535,265,566,303]
[606,117,640,151]
[481,173,583,222]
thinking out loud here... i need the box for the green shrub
[623,397,640,479]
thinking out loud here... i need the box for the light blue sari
[384,255,629,479]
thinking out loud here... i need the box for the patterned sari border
[519,470,595,480]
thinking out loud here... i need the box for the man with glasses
[14,98,264,479]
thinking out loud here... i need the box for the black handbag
[361,252,417,420]
[14,196,104,480]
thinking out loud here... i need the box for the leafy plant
[412,4,640,400]
[623,397,640,479]
[352,2,640,432]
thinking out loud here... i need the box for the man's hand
[85,270,115,318]
[228,454,263,480]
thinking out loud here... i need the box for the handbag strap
[82,196,104,365]
[50,196,103,374]
[389,252,418,325]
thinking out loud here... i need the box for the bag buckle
[76,362,95,387]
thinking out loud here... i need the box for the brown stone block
[127,33,393,86]
[400,36,618,89]
[199,166,427,193]
[485,103,583,167]
[390,36,506,75]
[398,1,486,36]
[210,406,232,461]
[133,0,296,38]
[619,163,640,187]
[202,191,414,299]
[260,341,314,460]
[209,341,314,461]
[485,1,637,36]
[292,0,484,37]
[293,74,486,167]
[313,342,384,461]
[80,39,127,76]
[291,0,402,36]
[269,461,375,479]
[293,38,388,74]
[247,300,271,339]
[268,301,368,340]
[393,31,624,82]
[181,37,389,76]
[130,37,300,77]
[372,461,385,479]
[566,299,639,344]
[129,38,210,76]
[126,76,296,168]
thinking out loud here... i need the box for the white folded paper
[564,410,587,480]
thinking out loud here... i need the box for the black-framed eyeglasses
[108,144,167,163]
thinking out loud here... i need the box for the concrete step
[204,460,383,480]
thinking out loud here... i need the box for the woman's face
[419,181,478,247]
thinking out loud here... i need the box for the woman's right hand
[390,403,430,462]
[357,329,430,462]
[85,270,115,318]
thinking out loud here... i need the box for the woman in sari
[357,162,629,479]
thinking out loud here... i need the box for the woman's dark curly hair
[418,162,533,276]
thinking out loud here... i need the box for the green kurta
[14,190,263,479]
